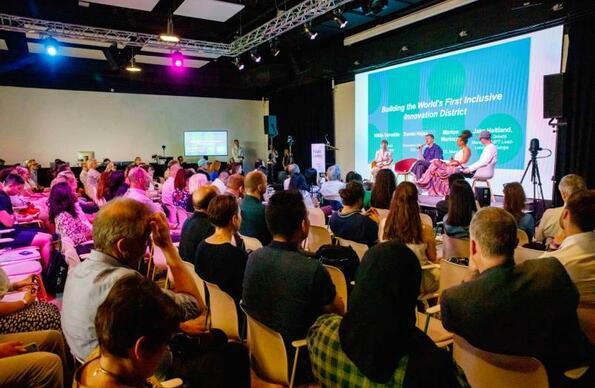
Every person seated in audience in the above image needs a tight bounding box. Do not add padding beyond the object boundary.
[194,195,248,305]
[15,165,40,195]
[62,198,208,361]
[195,159,211,181]
[536,174,586,247]
[212,171,229,194]
[25,159,42,191]
[172,169,192,212]
[441,207,593,384]
[242,190,344,383]
[370,169,396,211]
[443,180,477,239]
[94,171,111,207]
[49,182,93,253]
[435,173,466,221]
[0,270,61,334]
[188,170,208,195]
[161,160,181,206]
[133,156,142,166]
[230,162,243,176]
[0,174,54,268]
[107,170,128,200]
[84,159,101,202]
[226,173,244,199]
[0,329,67,388]
[384,182,438,294]
[74,273,183,387]
[330,181,378,247]
[208,160,222,181]
[284,163,300,190]
[308,241,468,387]
[503,182,534,241]
[345,171,371,208]
[179,186,217,262]
[289,173,317,208]
[239,171,271,245]
[320,165,345,210]
[123,167,162,214]
[541,190,595,306]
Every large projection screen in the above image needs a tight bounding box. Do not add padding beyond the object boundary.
[184,130,228,157]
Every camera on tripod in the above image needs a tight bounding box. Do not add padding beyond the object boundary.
[529,138,542,158]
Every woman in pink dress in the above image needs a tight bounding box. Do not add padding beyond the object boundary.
[416,131,472,196]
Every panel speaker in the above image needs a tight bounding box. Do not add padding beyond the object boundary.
[543,73,564,119]
[264,115,278,137]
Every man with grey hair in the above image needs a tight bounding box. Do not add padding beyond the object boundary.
[62,198,208,360]
[462,130,497,175]
[441,207,592,382]
[123,166,162,213]
[320,165,345,207]
[535,174,587,245]
[283,163,300,190]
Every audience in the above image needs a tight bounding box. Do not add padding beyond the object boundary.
[329,181,378,247]
[239,171,271,245]
[503,182,534,241]
[212,171,229,194]
[74,273,182,387]
[161,160,181,207]
[441,207,592,383]
[320,165,345,210]
[242,190,344,383]
[188,171,208,195]
[384,182,438,293]
[345,171,371,209]
[123,167,162,214]
[106,170,128,200]
[195,195,248,305]
[94,171,111,206]
[443,180,477,239]
[370,169,396,210]
[284,163,300,190]
[289,173,316,208]
[535,173,586,245]
[62,198,207,361]
[435,173,466,221]
[308,241,467,387]
[49,182,92,248]
[541,190,595,305]
[178,186,217,262]
[172,169,192,212]
[226,173,244,199]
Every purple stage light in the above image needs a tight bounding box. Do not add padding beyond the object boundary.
[172,51,184,68]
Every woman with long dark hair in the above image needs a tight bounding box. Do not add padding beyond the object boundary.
[371,169,396,210]
[503,182,534,240]
[49,182,92,247]
[444,180,477,238]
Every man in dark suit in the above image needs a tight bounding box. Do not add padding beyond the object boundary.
[441,207,592,383]
[239,171,271,246]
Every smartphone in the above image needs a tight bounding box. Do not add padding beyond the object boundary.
[23,342,38,353]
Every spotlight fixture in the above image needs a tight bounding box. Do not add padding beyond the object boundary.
[270,40,281,57]
[304,24,318,40]
[250,49,262,63]
[457,30,471,42]
[125,56,141,72]
[233,57,245,71]
[333,11,348,29]
[399,45,409,55]
[171,51,184,68]
[160,14,180,43]
[44,37,59,56]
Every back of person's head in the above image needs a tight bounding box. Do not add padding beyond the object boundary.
[266,190,307,240]
[218,171,229,182]
[92,198,152,259]
[168,160,181,177]
[448,172,465,187]
[384,182,422,243]
[340,181,365,207]
[227,173,244,192]
[174,168,187,191]
[51,170,78,194]
[48,182,77,221]
[564,190,595,232]
[244,171,267,194]
[192,185,218,211]
[3,173,25,191]
[371,169,396,209]
[207,194,240,228]
[128,167,150,190]
[289,173,309,192]
[288,164,300,176]
[96,171,111,200]
[345,171,363,184]
[326,165,341,181]
[559,174,587,201]
[95,273,182,378]
[470,207,517,259]
[446,180,477,227]
[107,170,126,199]
[304,168,318,186]
[503,182,526,221]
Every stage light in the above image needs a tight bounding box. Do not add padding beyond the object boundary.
[270,40,281,57]
[304,24,318,40]
[359,0,388,15]
[250,49,261,63]
[125,56,141,72]
[160,14,180,43]
[233,57,245,70]
[44,37,59,56]
[399,45,409,55]
[172,51,184,68]
[333,12,348,29]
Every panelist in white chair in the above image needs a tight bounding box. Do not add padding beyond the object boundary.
[461,130,497,177]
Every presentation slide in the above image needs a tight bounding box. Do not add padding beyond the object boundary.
[355,26,563,198]
[184,130,228,156]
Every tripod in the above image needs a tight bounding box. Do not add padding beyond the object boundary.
[520,153,545,216]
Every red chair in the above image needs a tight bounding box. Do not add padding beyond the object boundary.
[394,158,418,182]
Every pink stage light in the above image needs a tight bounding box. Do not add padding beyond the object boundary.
[172,51,184,68]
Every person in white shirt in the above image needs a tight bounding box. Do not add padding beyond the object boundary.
[212,171,229,194]
[123,167,163,214]
[283,164,300,190]
[161,160,181,207]
[371,139,393,177]
[535,174,586,245]
[541,189,595,305]
[320,165,345,208]
[230,139,245,164]
[462,130,497,174]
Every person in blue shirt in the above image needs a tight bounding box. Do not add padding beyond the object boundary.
[412,133,444,179]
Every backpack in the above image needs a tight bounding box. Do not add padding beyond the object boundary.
[315,244,359,292]
[42,250,68,293]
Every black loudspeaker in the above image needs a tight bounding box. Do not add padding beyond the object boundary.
[264,115,278,137]
[543,74,564,119]
[475,187,491,208]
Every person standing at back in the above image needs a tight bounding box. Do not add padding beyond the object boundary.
[239,171,271,245]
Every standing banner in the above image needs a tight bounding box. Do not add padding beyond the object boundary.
[311,143,326,175]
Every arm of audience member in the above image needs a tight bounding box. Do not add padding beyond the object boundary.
[423,225,438,263]
[323,293,345,316]
[0,341,27,358]
[149,213,205,311]
[315,265,345,316]
[0,210,15,228]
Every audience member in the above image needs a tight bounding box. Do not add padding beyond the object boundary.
[94,171,111,206]
[208,160,222,181]
[195,195,248,305]
[172,169,192,212]
[536,174,586,245]
[84,159,101,202]
[106,170,128,200]
[503,182,534,241]
[62,198,207,360]
[25,159,41,191]
[289,173,316,208]
[308,241,467,387]
[123,167,162,214]
[441,207,592,383]
[370,169,396,210]
[243,190,344,383]
[320,165,345,210]
[226,173,244,199]
[329,181,378,247]
[345,171,371,209]
[384,182,438,293]
[161,160,181,206]
[49,182,92,248]
[212,171,229,194]
[443,180,477,239]
[435,173,466,220]
[179,186,217,262]
[239,171,271,245]
[542,190,595,305]
[188,171,208,195]
[133,156,142,166]
[284,164,300,190]
[74,273,183,387]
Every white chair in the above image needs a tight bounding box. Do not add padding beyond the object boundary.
[514,246,544,265]
[415,311,452,348]
[204,281,240,341]
[304,225,332,254]
[323,265,347,314]
[184,262,207,307]
[471,160,496,204]
[240,235,263,253]
[453,335,549,388]
[335,237,368,262]
[242,309,306,388]
[307,207,326,227]
[517,229,529,247]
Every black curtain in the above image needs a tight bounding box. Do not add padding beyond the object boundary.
[553,11,595,204]
[269,80,335,173]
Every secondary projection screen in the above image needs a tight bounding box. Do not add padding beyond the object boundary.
[355,26,563,198]
[184,130,228,156]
